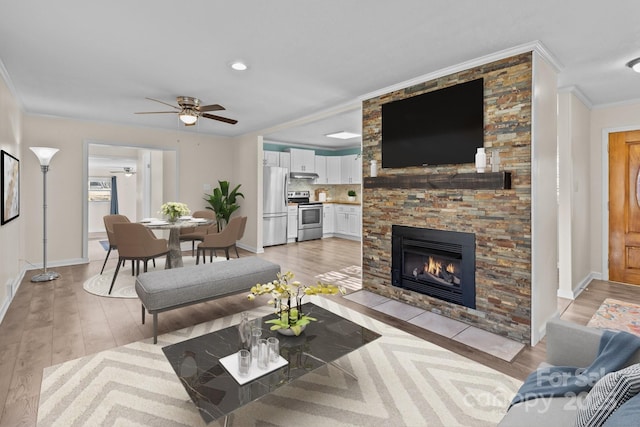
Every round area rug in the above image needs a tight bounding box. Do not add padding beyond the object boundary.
[83,256,226,298]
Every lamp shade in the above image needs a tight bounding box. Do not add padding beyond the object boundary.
[30,147,59,166]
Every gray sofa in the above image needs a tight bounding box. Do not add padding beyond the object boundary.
[499,318,640,426]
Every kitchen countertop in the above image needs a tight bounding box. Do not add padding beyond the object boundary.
[287,201,362,206]
[320,200,361,206]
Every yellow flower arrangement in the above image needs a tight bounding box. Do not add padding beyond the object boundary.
[248,271,345,335]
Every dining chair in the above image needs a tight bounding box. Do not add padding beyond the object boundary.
[109,223,169,294]
[101,214,130,275]
[196,216,245,263]
[179,210,216,256]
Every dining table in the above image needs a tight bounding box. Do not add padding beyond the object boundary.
[141,217,214,268]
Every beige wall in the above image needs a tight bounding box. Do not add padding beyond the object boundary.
[590,102,640,279]
[557,91,592,298]
[0,72,24,319]
[232,132,262,253]
[530,52,559,344]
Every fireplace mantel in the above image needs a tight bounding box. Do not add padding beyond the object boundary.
[363,171,511,190]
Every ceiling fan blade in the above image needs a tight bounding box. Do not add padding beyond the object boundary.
[202,113,238,125]
[199,104,225,112]
[145,97,181,110]
[135,111,178,114]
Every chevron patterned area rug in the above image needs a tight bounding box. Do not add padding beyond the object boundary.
[37,296,520,426]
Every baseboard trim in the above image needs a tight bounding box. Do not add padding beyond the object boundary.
[556,272,597,300]
[0,267,26,325]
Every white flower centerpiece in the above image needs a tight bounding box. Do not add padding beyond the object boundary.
[160,202,190,222]
[248,271,345,336]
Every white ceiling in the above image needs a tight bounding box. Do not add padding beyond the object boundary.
[2,1,640,149]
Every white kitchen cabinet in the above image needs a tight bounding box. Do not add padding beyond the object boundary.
[263,151,280,167]
[335,204,361,240]
[335,210,348,235]
[287,205,298,241]
[315,155,327,184]
[287,148,315,173]
[340,154,362,184]
[348,210,361,236]
[326,156,342,184]
[279,152,290,170]
[322,203,334,236]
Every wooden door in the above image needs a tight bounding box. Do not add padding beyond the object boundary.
[609,130,640,284]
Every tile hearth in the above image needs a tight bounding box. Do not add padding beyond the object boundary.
[344,290,524,362]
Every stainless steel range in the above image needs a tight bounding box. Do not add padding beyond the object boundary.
[287,191,323,242]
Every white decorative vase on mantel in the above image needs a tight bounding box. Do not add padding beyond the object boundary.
[475,147,486,173]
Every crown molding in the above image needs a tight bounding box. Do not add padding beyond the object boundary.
[558,85,593,109]
[359,41,562,101]
[0,57,23,111]
[591,96,640,110]
[258,101,361,137]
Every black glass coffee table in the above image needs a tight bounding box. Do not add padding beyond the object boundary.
[162,302,381,424]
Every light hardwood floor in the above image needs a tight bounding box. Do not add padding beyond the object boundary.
[1,237,640,426]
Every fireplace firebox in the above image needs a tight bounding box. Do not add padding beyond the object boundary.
[392,225,476,309]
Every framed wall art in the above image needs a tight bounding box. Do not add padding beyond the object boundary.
[1,150,20,225]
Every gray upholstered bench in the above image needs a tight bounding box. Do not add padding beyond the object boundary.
[135,256,280,343]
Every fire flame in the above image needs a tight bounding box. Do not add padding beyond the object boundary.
[424,257,456,276]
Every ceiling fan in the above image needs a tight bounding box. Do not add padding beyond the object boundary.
[109,167,136,176]
[135,96,238,126]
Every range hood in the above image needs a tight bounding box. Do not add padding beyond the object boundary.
[289,171,319,180]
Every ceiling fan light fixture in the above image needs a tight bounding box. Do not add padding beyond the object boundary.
[627,57,640,73]
[230,61,248,71]
[179,109,198,125]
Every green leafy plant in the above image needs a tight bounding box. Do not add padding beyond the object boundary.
[348,190,356,197]
[248,271,345,336]
[204,180,244,231]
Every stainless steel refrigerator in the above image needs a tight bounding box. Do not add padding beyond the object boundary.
[263,166,288,246]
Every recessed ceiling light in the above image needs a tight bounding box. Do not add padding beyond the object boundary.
[230,61,248,71]
[627,57,640,73]
[325,131,361,140]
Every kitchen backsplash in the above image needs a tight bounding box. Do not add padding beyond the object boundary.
[288,180,360,203]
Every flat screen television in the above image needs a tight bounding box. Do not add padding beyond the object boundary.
[381,78,484,168]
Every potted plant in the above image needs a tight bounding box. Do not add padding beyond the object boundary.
[347,190,356,201]
[204,180,244,231]
[248,271,345,336]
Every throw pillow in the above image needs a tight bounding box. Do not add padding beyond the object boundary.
[575,363,640,427]
[602,392,640,426]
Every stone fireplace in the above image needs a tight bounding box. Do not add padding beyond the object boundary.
[391,225,475,309]
[361,52,535,344]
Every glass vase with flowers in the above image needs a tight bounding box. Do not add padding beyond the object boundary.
[160,202,190,223]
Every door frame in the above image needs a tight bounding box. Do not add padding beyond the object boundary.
[82,140,179,261]
[601,125,640,280]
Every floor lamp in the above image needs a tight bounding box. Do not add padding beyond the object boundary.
[30,146,60,282]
